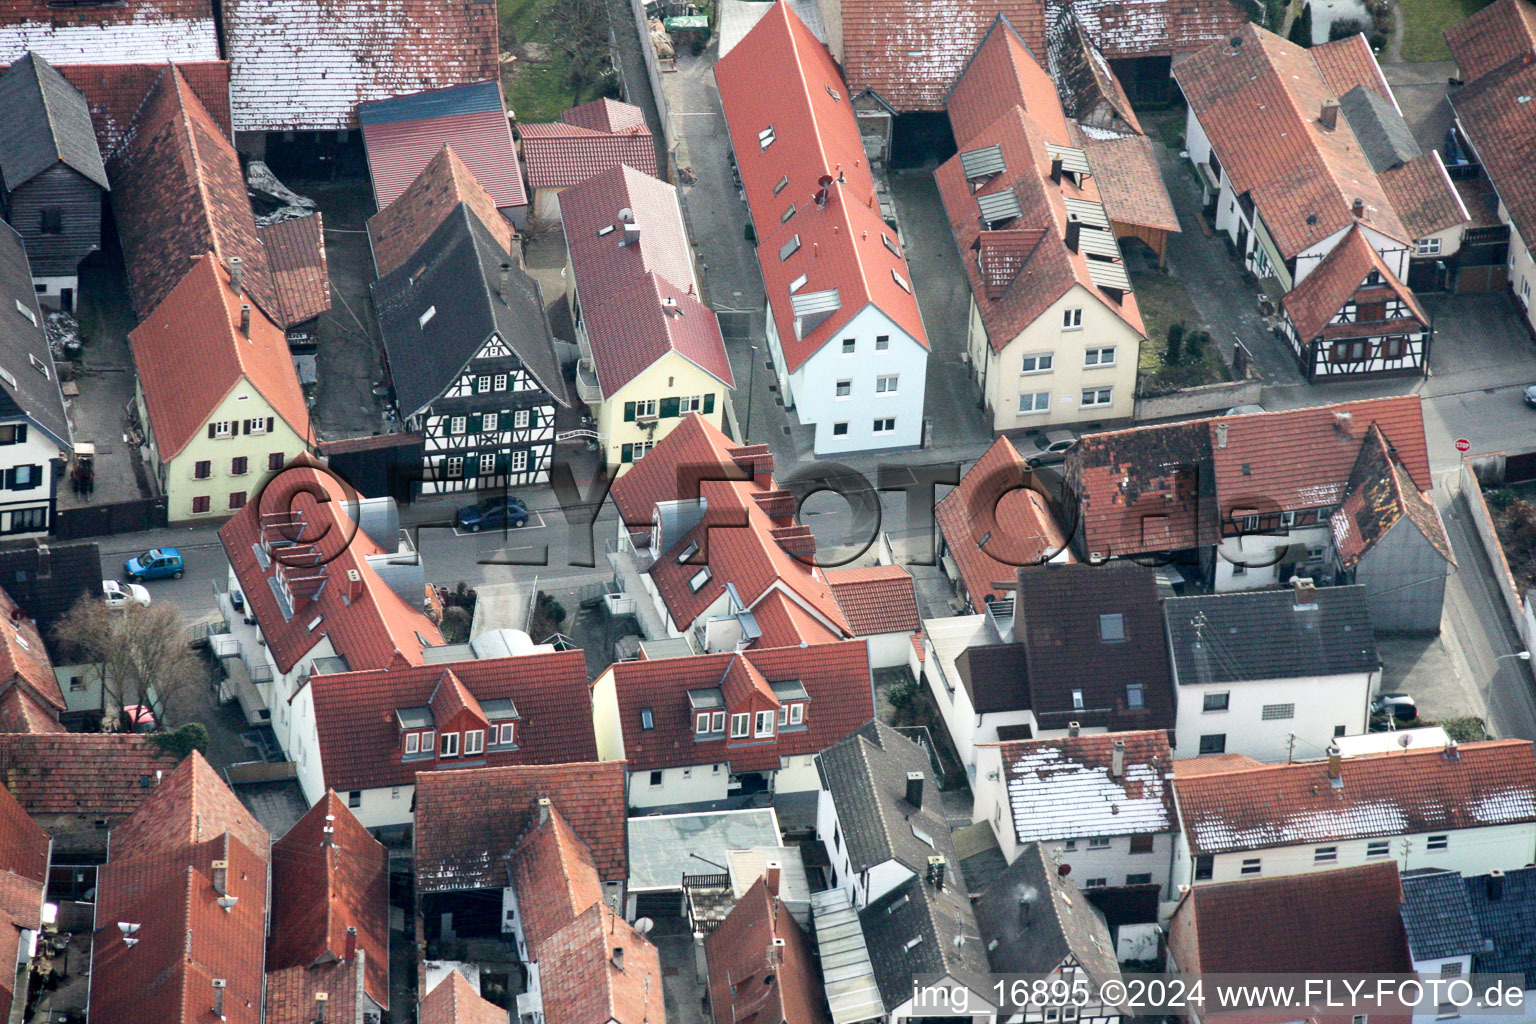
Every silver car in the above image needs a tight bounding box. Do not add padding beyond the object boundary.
[1025,430,1078,467]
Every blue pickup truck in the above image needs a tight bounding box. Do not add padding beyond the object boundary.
[124,547,184,582]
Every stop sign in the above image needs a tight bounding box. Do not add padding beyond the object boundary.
[1456,438,1472,453]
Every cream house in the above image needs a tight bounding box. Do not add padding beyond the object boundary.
[129,254,311,521]
[560,164,733,472]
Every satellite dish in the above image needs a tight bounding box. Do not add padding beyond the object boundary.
[1399,734,1413,749]
[818,174,834,189]
[1058,863,1072,876]
[633,917,654,936]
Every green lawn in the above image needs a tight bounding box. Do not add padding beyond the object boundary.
[1132,267,1231,395]
[499,0,611,123]
[1398,0,1491,62]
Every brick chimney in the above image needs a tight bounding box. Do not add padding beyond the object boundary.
[1352,197,1365,218]
[765,861,781,897]
[211,859,228,896]
[1487,869,1505,900]
[1319,100,1339,130]
[228,255,244,296]
[1292,576,1318,609]
[498,262,513,306]
[905,771,924,809]
[1326,745,1342,788]
[345,926,357,962]
[239,304,252,337]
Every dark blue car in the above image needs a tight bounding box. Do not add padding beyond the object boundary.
[457,495,530,532]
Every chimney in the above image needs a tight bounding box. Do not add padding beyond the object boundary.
[1018,896,1032,927]
[1352,197,1365,218]
[1487,869,1505,901]
[1215,422,1228,449]
[228,255,244,296]
[1068,721,1081,737]
[1292,576,1318,609]
[905,771,924,809]
[612,946,626,971]
[498,262,513,305]
[1445,738,1460,760]
[212,979,226,1020]
[1110,740,1125,779]
[345,926,357,962]
[35,542,49,579]
[1050,156,1063,183]
[765,861,781,897]
[1326,745,1342,787]
[926,855,946,892]
[239,304,252,337]
[1064,220,1081,253]
[1319,100,1339,130]
[538,796,551,825]
[211,859,228,896]
[623,222,642,246]
[313,992,327,1024]
[769,937,786,965]
[322,813,335,847]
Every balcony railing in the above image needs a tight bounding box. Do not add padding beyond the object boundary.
[575,360,603,404]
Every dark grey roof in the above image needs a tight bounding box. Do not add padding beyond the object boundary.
[1339,85,1421,174]
[956,643,1029,715]
[1468,866,1536,976]
[1164,584,1378,686]
[371,203,568,419]
[0,53,108,192]
[861,874,994,1012]
[0,223,71,449]
[975,843,1122,987]
[1400,870,1486,961]
[0,537,100,641]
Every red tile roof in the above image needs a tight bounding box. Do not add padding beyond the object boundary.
[366,144,517,279]
[608,413,773,534]
[107,65,282,323]
[560,165,733,394]
[603,641,874,774]
[1310,32,1394,100]
[511,805,607,956]
[1282,226,1429,341]
[826,564,921,635]
[1172,753,1265,777]
[265,961,365,1024]
[0,585,62,722]
[31,61,231,159]
[258,214,332,326]
[1056,0,1249,63]
[1173,739,1536,855]
[537,902,662,1024]
[705,874,829,1024]
[0,781,48,885]
[360,80,526,211]
[0,689,62,734]
[414,761,627,892]
[420,970,506,1024]
[129,255,311,460]
[749,589,844,648]
[1076,127,1181,234]
[1446,0,1536,82]
[521,98,656,190]
[269,793,389,1009]
[0,867,43,1020]
[945,14,1068,151]
[218,461,442,676]
[1332,424,1454,569]
[108,751,269,863]
[223,0,500,132]
[1171,862,1411,973]
[1175,25,1420,257]
[715,2,927,372]
[0,733,181,816]
[1379,151,1471,241]
[305,651,596,794]
[1446,25,1536,261]
[936,437,1073,606]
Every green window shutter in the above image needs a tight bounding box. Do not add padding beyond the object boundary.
[624,402,637,423]
[703,393,715,414]
[468,413,483,433]
[496,454,509,475]
[464,457,479,478]
[659,397,680,418]
[621,443,634,464]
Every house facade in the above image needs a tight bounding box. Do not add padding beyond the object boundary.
[1401,868,1536,1024]
[371,205,567,495]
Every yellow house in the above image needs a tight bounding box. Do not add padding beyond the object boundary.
[129,254,312,521]
[559,164,734,473]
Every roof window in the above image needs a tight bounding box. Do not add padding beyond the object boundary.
[779,235,801,262]
[758,125,776,150]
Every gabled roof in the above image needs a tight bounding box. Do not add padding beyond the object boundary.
[946,14,1068,151]
[420,970,506,1024]
[511,804,606,956]
[129,255,311,460]
[955,641,1031,716]
[108,751,268,863]
[1332,423,1454,569]
[715,2,927,371]
[1173,739,1536,855]
[992,730,1175,843]
[0,688,62,734]
[609,412,775,535]
[1338,84,1421,174]
[0,583,63,721]
[1283,225,1429,341]
[0,733,181,816]
[1446,0,1536,83]
[107,65,281,323]
[367,144,516,279]
[0,52,107,191]
[1172,862,1411,973]
[1379,151,1472,242]
[32,60,231,160]
[266,960,365,1024]
[306,651,597,794]
[705,873,830,1024]
[825,565,920,635]
[269,792,389,1009]
[1052,0,1249,63]
[520,97,657,190]
[976,843,1121,982]
[0,779,48,885]
[604,641,874,773]
[936,437,1072,606]
[1015,562,1176,731]
[218,463,443,675]
[372,203,567,419]
[414,761,626,893]
[0,223,71,449]
[359,80,526,211]
[538,901,663,1024]
[1399,869,1486,961]
[223,0,499,132]
[1164,584,1379,686]
[0,2,219,66]
[0,538,100,639]
[258,214,331,327]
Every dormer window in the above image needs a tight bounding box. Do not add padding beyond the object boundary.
[441,732,459,758]
[465,729,485,755]
[490,722,517,748]
[755,710,775,738]
[398,708,435,761]
[778,703,805,727]
[676,541,700,564]
[406,733,419,755]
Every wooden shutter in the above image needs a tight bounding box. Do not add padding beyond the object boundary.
[659,397,680,418]
[624,402,636,423]
[703,393,715,414]
[621,443,634,463]
[266,417,274,433]
[241,419,250,434]
[207,423,216,439]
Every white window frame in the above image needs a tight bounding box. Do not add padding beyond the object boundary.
[841,338,855,355]
[1018,391,1050,415]
[479,453,497,476]
[634,399,658,419]
[1240,858,1262,875]
[755,710,775,737]
[247,419,269,436]
[494,373,509,391]
[405,733,419,755]
[1082,387,1113,407]
[212,420,234,438]
[1062,308,1083,330]
[875,374,898,394]
[1084,346,1116,367]
[1416,237,1441,256]
[711,711,725,732]
[875,335,890,350]
[872,417,896,435]
[421,730,435,753]
[511,450,528,473]
[515,409,531,428]
[789,703,803,725]
[1020,352,1054,375]
[477,375,492,392]
[498,723,516,745]
[1087,836,1110,850]
[835,379,852,399]
[450,416,467,434]
[441,732,459,757]
[444,456,464,479]
[482,413,498,432]
[689,566,712,592]
[730,713,750,738]
[680,395,702,413]
[464,729,485,755]
[697,712,712,735]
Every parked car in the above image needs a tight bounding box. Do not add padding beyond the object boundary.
[457,495,530,532]
[1523,384,1536,408]
[101,580,150,609]
[124,547,184,581]
[1024,430,1078,468]
[1224,404,1266,416]
[1370,692,1418,723]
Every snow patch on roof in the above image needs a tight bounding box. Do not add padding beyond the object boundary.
[1006,744,1172,842]
[1192,800,1410,853]
[1472,787,1536,824]
[0,20,219,64]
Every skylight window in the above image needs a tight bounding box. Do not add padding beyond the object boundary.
[826,84,841,101]
[789,273,809,294]
[689,567,713,592]
[891,269,911,293]
[676,541,700,563]
[28,354,48,379]
[779,235,801,262]
[418,306,437,329]
[758,125,776,150]
[13,300,34,325]
[598,224,616,237]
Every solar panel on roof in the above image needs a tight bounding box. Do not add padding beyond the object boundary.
[977,188,1022,226]
[959,145,1006,179]
[1046,144,1091,174]
[1077,226,1124,260]
[791,288,841,316]
[1064,198,1110,227]
[1087,259,1132,291]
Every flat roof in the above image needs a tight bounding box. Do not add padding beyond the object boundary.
[627,807,782,892]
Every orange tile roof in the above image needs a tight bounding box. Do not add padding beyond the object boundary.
[1174,739,1536,855]
[1075,127,1181,234]
[40,61,231,160]
[366,144,516,279]
[129,255,311,460]
[1172,753,1264,777]
[1282,225,1429,341]
[0,733,181,816]
[705,874,829,1024]
[1446,0,1536,82]
[511,805,607,957]
[0,780,48,885]
[936,437,1073,606]
[715,2,927,372]
[430,669,486,731]
[0,689,62,734]
[107,750,268,863]
[1310,33,1394,100]
[946,14,1068,151]
[537,902,662,1024]
[218,461,442,676]
[258,213,331,326]
[740,587,842,649]
[268,793,389,1009]
[265,960,364,1024]
[608,413,773,534]
[0,586,62,716]
[1332,424,1454,569]
[1446,26,1536,260]
[413,761,627,892]
[0,867,43,1019]
[1379,151,1471,241]
[420,970,506,1024]
[826,564,921,635]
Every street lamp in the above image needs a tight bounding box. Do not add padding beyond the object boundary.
[744,345,758,442]
[1497,651,1532,662]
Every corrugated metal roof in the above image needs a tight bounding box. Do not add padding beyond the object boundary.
[360,82,526,211]
[1046,142,1091,173]
[1087,258,1131,290]
[959,144,1005,179]
[810,888,885,1024]
[1076,226,1124,259]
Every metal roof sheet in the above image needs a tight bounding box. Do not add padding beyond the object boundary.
[959,144,1005,179]
[977,187,1022,224]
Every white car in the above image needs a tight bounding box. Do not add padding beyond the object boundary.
[102,580,151,609]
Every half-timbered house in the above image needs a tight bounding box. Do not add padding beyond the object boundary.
[1280,225,1432,381]
[372,204,567,496]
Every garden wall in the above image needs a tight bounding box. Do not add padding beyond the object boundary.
[1134,379,1262,421]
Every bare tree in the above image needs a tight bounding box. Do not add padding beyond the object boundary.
[547,0,613,94]
[52,595,207,731]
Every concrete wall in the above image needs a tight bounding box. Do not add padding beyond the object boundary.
[862,630,913,669]
[1172,672,1373,763]
[1134,379,1262,421]
[1459,459,1536,692]
[625,0,673,154]
[1354,516,1449,634]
